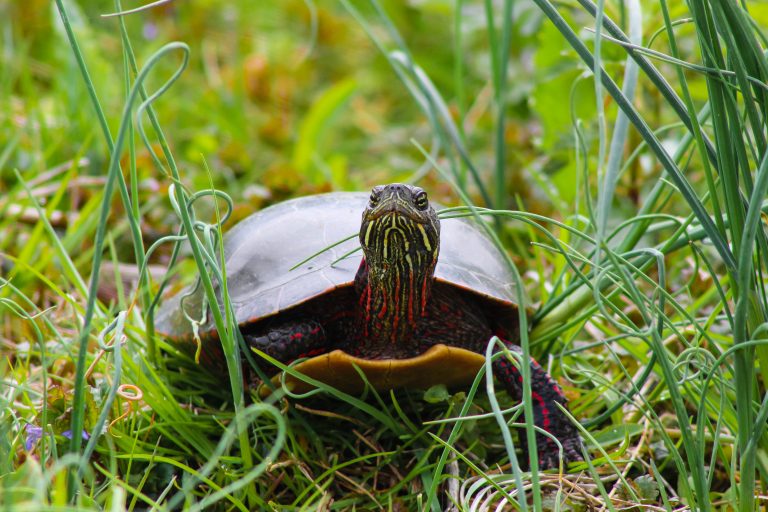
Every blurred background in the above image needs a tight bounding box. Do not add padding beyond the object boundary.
[0,0,611,242]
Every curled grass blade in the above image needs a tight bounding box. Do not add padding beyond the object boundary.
[531,0,734,275]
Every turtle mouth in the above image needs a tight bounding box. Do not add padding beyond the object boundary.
[361,209,438,259]
[367,201,427,224]
[359,183,440,260]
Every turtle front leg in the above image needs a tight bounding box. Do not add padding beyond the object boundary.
[493,341,584,470]
[244,320,329,369]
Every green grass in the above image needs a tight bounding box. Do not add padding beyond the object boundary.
[2,0,768,510]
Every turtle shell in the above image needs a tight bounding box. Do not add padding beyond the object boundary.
[155,192,524,343]
[262,345,487,396]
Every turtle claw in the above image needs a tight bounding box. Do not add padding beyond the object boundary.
[563,435,585,464]
[534,432,584,470]
[493,341,585,471]
[517,424,583,470]
[245,320,328,366]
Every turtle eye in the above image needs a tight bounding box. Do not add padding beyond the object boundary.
[415,191,429,210]
[369,192,380,207]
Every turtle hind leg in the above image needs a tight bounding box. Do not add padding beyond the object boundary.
[244,320,329,371]
[493,341,584,470]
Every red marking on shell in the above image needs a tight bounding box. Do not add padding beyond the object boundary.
[298,347,326,358]
[329,310,354,321]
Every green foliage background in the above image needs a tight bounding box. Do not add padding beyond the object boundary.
[3,0,768,510]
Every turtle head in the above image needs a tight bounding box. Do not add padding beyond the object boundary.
[360,183,440,274]
[357,184,440,348]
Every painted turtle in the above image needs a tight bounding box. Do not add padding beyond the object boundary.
[156,183,583,468]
